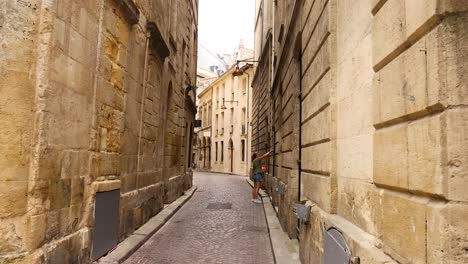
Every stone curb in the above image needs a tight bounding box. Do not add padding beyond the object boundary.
[246,179,301,264]
[97,186,198,264]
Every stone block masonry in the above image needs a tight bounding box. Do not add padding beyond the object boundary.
[253,0,468,263]
[0,0,198,263]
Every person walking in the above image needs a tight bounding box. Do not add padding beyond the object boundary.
[251,151,273,203]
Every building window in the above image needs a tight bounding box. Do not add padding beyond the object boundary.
[208,105,212,126]
[241,140,245,162]
[215,142,218,162]
[242,108,246,123]
[242,78,247,94]
[230,108,234,126]
[221,112,224,132]
[221,141,224,162]
[241,108,246,134]
[216,87,219,108]
[221,83,225,106]
[203,107,207,127]
[187,123,193,167]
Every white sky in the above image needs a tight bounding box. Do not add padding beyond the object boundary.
[198,0,255,55]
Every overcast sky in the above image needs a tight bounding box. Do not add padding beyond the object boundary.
[198,0,255,55]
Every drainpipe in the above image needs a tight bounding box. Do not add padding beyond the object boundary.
[298,50,302,202]
[260,0,264,57]
[295,48,303,236]
[271,2,275,93]
[270,1,275,176]
[244,70,251,176]
[269,40,274,178]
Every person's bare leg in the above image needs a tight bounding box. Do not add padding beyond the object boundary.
[255,182,260,199]
[252,184,257,199]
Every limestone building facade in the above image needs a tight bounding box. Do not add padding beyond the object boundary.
[253,0,468,263]
[196,78,214,171]
[210,64,253,176]
[0,0,198,263]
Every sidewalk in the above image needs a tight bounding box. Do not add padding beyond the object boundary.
[246,179,301,264]
[98,187,197,264]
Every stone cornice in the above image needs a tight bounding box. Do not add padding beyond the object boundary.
[147,22,170,60]
[185,94,197,113]
[115,0,140,25]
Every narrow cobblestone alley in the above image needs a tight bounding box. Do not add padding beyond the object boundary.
[123,172,274,264]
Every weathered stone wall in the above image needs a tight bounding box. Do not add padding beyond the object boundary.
[251,44,271,156]
[0,0,198,263]
[253,0,468,263]
[0,0,38,260]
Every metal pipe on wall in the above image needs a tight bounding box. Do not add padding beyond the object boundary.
[298,50,302,202]
[244,70,251,176]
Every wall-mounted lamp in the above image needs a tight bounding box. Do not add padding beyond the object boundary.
[185,85,196,96]
[232,59,262,77]
[220,98,238,110]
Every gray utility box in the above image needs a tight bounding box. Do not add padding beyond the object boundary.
[92,190,120,261]
[293,203,311,223]
[323,228,360,264]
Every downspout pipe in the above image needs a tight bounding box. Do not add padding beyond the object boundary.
[298,50,302,203]
[245,70,251,176]
[295,47,303,237]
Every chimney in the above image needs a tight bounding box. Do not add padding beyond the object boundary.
[239,39,245,49]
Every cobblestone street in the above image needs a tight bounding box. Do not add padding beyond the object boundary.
[124,172,274,264]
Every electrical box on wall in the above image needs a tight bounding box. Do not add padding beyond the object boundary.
[275,183,286,195]
[293,203,310,224]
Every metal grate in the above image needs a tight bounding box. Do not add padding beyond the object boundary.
[206,202,232,210]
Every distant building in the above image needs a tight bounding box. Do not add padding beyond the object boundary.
[195,80,214,170]
[210,63,253,176]
[195,42,254,175]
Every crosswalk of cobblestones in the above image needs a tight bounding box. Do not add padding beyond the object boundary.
[124,172,274,264]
